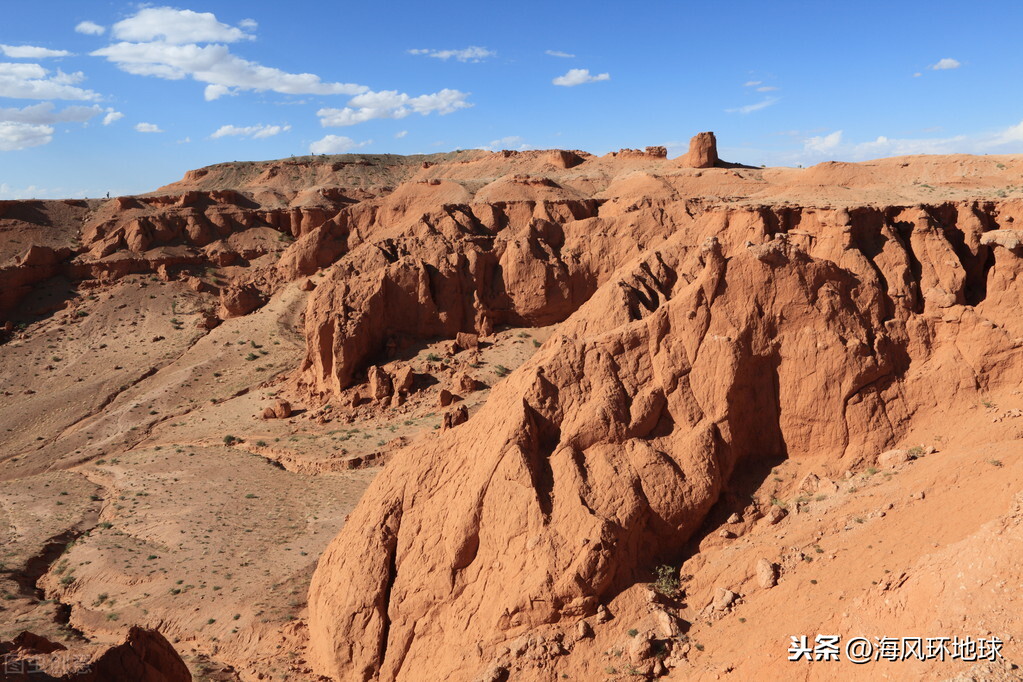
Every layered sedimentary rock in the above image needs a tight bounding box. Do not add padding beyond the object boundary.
[0,627,190,682]
[678,131,719,168]
[304,150,1023,680]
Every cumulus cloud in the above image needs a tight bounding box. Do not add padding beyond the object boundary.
[0,62,100,100]
[545,50,575,58]
[791,121,1023,164]
[309,134,371,154]
[91,7,368,100]
[930,58,961,70]
[75,21,106,36]
[990,120,1023,146]
[803,130,843,153]
[317,88,471,126]
[408,46,495,62]
[726,97,779,114]
[0,102,102,124]
[0,45,72,59]
[135,122,162,133]
[0,122,53,151]
[111,7,254,44]
[102,110,124,125]
[394,130,407,139]
[210,123,291,139]
[552,68,610,86]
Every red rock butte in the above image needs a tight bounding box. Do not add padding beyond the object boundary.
[1,133,1023,681]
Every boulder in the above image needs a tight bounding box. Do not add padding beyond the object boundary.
[392,366,414,394]
[442,404,468,429]
[453,371,482,394]
[711,588,738,611]
[438,388,454,407]
[756,558,778,589]
[196,314,221,330]
[218,284,265,318]
[368,366,392,401]
[273,399,292,419]
[455,332,479,351]
[262,399,292,419]
[877,448,910,467]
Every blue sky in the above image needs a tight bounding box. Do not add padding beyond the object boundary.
[1,1,1022,199]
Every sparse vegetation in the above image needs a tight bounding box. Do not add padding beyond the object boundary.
[653,564,680,598]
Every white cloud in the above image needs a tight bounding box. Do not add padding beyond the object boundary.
[394,130,407,139]
[239,19,258,30]
[210,123,291,139]
[930,58,961,70]
[545,50,575,58]
[102,110,124,125]
[743,80,762,87]
[135,122,162,133]
[0,45,72,59]
[93,41,368,100]
[0,102,103,124]
[0,62,100,100]
[795,122,1023,163]
[987,120,1023,147]
[52,70,85,85]
[726,97,780,114]
[482,135,532,151]
[317,88,471,126]
[756,85,779,92]
[111,7,254,44]
[913,72,922,78]
[309,134,371,154]
[75,21,106,36]
[803,130,843,153]
[0,122,54,151]
[408,46,495,62]
[552,68,610,87]
[91,8,368,100]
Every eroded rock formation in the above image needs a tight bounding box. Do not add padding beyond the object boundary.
[0,627,190,681]
[303,155,1023,680]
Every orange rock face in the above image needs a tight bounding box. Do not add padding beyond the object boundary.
[304,154,1023,680]
[0,627,190,681]
[678,131,718,168]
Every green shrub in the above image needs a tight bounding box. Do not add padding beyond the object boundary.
[653,564,680,598]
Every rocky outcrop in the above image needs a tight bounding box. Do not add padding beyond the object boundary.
[0,627,189,681]
[0,245,74,316]
[678,131,718,168]
[219,283,265,318]
[306,197,1023,680]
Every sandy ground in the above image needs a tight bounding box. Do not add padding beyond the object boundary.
[0,268,552,679]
